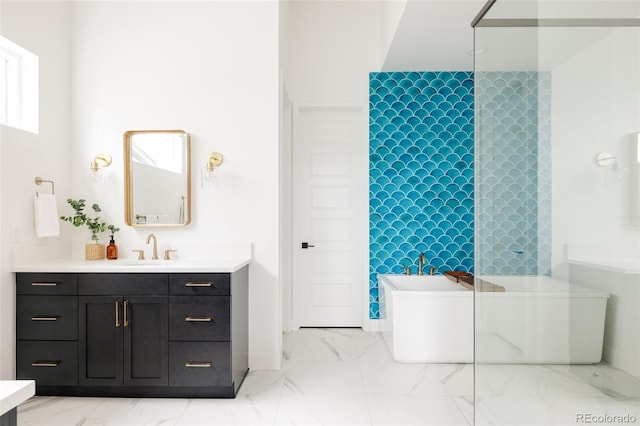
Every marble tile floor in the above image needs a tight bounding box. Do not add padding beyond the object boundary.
[18,328,473,426]
[475,363,640,426]
[17,328,640,426]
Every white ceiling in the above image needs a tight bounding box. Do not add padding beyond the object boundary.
[382,0,487,72]
[383,0,637,72]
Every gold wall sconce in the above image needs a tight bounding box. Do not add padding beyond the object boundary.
[203,152,223,183]
[90,153,112,182]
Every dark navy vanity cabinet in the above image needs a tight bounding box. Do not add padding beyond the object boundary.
[15,267,248,398]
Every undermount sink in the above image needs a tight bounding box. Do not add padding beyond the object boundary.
[113,259,218,268]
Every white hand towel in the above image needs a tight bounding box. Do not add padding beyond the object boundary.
[145,214,159,224]
[34,193,60,238]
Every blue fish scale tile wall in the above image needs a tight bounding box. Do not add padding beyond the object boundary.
[369,71,474,319]
[475,71,551,275]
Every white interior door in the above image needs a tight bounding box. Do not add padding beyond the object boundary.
[292,105,365,327]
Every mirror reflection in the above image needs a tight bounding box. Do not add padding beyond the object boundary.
[124,130,191,226]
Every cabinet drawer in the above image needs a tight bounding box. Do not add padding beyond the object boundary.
[17,296,77,340]
[79,274,168,295]
[169,297,230,341]
[16,273,78,295]
[169,274,229,296]
[169,342,231,387]
[17,341,78,386]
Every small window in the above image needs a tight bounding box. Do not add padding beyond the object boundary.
[0,36,38,134]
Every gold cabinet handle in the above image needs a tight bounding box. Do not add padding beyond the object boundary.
[185,362,212,368]
[32,361,60,367]
[185,316,212,322]
[185,282,213,287]
[124,300,129,328]
[115,301,121,328]
[31,316,59,321]
[31,282,57,287]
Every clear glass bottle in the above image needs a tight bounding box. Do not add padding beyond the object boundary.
[106,235,118,260]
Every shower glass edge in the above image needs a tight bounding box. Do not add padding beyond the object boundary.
[472,1,640,425]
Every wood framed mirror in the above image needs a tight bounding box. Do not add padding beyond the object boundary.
[124,130,191,226]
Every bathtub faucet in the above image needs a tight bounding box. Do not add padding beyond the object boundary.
[429,266,439,276]
[417,253,426,275]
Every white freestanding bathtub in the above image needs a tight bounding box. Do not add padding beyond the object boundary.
[475,275,610,364]
[378,274,474,363]
[378,274,610,365]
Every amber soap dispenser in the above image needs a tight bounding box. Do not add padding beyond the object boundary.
[107,235,118,260]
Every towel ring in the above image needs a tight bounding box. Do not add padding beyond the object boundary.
[35,177,55,194]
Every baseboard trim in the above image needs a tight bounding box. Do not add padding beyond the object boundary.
[362,318,380,332]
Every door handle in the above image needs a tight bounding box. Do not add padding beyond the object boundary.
[301,242,315,249]
[115,301,121,328]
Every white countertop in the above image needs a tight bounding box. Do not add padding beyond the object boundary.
[0,380,34,416]
[12,257,251,273]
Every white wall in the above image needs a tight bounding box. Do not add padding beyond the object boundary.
[0,0,72,379]
[279,1,293,331]
[380,0,407,63]
[70,1,281,370]
[382,0,479,72]
[550,27,640,278]
[288,0,382,103]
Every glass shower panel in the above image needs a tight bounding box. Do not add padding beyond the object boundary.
[474,2,640,425]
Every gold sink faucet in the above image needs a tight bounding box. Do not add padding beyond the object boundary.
[146,233,159,260]
[417,252,426,276]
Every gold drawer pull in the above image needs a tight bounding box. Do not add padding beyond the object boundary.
[32,361,60,367]
[31,282,58,287]
[31,316,59,321]
[185,316,212,322]
[185,282,213,287]
[185,362,212,368]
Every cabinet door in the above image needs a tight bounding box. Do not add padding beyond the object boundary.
[123,296,168,386]
[79,296,124,386]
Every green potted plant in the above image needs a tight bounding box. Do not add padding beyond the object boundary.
[60,198,120,260]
